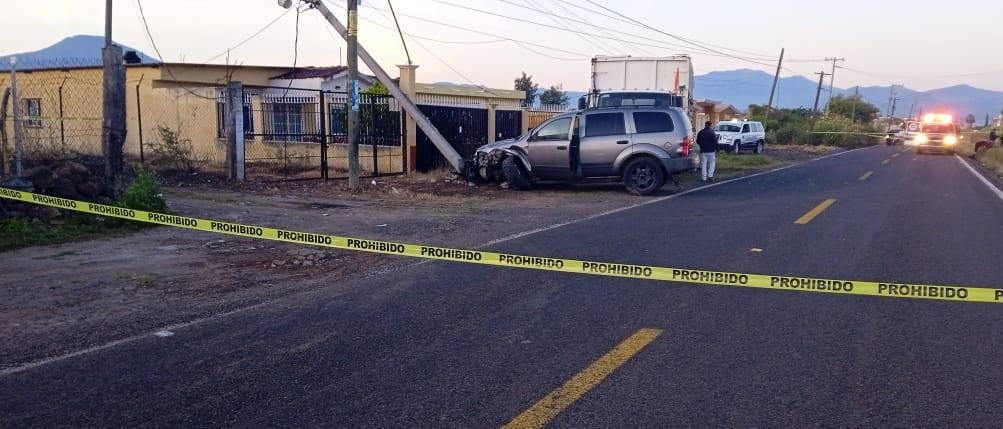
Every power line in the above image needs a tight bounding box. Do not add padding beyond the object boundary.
[577,0,776,67]
[541,0,655,55]
[134,0,216,100]
[520,0,616,55]
[203,8,293,63]
[363,3,501,95]
[431,0,778,66]
[346,1,593,59]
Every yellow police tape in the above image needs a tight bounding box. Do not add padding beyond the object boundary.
[2,187,1001,305]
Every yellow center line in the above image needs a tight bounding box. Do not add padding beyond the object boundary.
[882,159,891,165]
[858,171,873,181]
[501,328,663,429]
[794,198,837,225]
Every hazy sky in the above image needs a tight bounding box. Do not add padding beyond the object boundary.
[5,0,1002,91]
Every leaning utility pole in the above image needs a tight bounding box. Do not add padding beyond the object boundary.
[346,0,361,190]
[294,0,465,174]
[102,0,127,186]
[823,57,845,116]
[810,71,829,131]
[763,48,784,125]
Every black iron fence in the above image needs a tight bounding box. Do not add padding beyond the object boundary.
[234,86,403,180]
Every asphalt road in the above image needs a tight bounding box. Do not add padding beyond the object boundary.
[4,146,1003,428]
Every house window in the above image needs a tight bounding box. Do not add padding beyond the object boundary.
[269,103,304,141]
[329,105,345,135]
[23,98,42,128]
[215,102,254,138]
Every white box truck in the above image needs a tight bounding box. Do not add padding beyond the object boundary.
[581,55,695,110]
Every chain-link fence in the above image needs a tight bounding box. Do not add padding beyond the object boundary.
[0,68,106,175]
[0,71,407,182]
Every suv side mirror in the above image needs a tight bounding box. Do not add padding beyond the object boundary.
[577,96,588,110]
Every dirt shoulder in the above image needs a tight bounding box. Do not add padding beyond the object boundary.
[0,144,842,369]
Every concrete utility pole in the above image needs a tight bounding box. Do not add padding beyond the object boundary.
[849,86,859,123]
[810,71,829,132]
[102,0,127,185]
[763,48,784,125]
[346,0,361,190]
[823,57,845,116]
[292,0,465,174]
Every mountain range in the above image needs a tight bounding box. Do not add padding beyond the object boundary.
[694,69,1003,121]
[4,36,1001,122]
[0,35,156,70]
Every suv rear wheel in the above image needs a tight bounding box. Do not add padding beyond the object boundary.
[623,157,665,196]
[754,140,764,154]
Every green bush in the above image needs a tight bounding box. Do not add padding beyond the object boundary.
[116,169,167,213]
[809,116,879,148]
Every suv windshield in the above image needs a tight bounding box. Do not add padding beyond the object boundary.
[715,124,741,133]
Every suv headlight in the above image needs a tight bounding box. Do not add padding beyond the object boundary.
[944,135,958,145]
[914,133,928,144]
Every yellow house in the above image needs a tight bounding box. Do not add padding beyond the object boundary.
[0,62,524,177]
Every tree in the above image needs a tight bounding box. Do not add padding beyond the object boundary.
[364,81,389,95]
[965,113,976,129]
[827,95,880,123]
[539,85,568,106]
[513,72,539,107]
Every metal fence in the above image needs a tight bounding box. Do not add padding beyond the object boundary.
[0,68,106,176]
[236,86,403,180]
[527,104,571,130]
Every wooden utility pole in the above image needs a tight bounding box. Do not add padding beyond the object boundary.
[884,85,896,132]
[0,87,9,178]
[346,0,361,190]
[763,48,784,125]
[10,57,24,178]
[849,86,859,123]
[102,0,127,185]
[810,71,829,132]
[823,57,845,116]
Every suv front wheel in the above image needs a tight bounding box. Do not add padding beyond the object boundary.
[733,140,742,154]
[502,157,532,190]
[623,157,665,196]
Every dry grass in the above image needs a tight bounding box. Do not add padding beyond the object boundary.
[977,147,1003,177]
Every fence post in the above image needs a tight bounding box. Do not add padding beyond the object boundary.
[0,87,9,178]
[521,107,531,133]
[10,57,23,178]
[135,76,144,164]
[397,64,418,175]
[58,77,67,153]
[319,89,328,180]
[487,102,497,144]
[225,81,244,181]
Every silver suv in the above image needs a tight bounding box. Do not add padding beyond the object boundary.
[473,107,698,196]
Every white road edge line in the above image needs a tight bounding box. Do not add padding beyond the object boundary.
[955,155,1003,202]
[0,146,872,377]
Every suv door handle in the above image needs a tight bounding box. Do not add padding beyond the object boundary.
[616,140,630,145]
[556,146,567,150]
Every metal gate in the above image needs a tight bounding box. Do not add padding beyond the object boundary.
[415,104,487,172]
[495,109,523,141]
[237,85,403,181]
